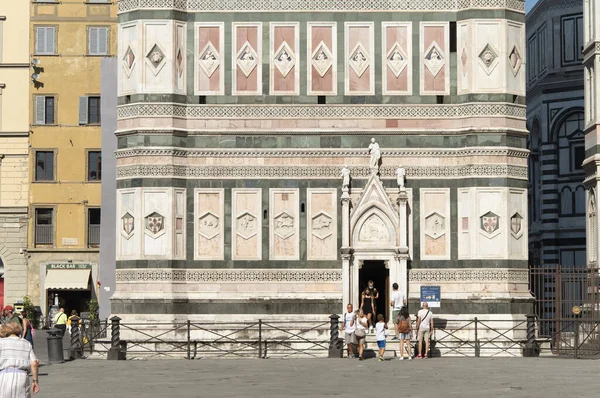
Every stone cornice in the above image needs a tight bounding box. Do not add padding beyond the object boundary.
[409,268,528,283]
[116,164,528,180]
[116,268,342,282]
[118,0,524,13]
[117,102,527,120]
[115,146,529,159]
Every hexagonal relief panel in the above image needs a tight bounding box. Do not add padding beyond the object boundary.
[312,211,333,240]
[236,211,257,239]
[121,212,134,238]
[480,211,500,234]
[145,212,165,236]
[198,211,220,240]
[424,212,445,239]
[274,211,295,239]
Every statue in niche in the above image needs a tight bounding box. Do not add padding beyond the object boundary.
[368,138,381,170]
[396,167,406,190]
[341,167,351,191]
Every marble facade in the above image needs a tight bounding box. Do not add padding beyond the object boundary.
[114,0,531,324]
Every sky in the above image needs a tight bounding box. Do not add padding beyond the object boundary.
[526,0,539,13]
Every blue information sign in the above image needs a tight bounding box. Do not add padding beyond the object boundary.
[420,286,441,308]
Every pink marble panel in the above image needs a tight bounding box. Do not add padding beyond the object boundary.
[348,26,370,93]
[311,26,334,93]
[198,26,221,93]
[272,26,296,93]
[423,26,446,93]
[236,26,259,93]
[385,25,408,93]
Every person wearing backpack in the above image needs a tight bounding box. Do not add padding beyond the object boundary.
[396,306,413,360]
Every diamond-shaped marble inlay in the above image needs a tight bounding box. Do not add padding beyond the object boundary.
[349,42,370,77]
[176,48,184,77]
[460,47,468,76]
[146,44,165,68]
[199,42,220,78]
[122,46,136,76]
[274,41,296,78]
[424,41,445,77]
[478,43,498,74]
[510,212,522,235]
[508,44,522,76]
[386,42,408,78]
[236,41,258,78]
[312,41,333,77]
[122,212,134,236]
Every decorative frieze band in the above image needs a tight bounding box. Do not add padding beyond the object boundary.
[116,164,527,180]
[115,147,529,159]
[117,103,527,120]
[116,268,342,282]
[118,0,524,13]
[409,268,529,283]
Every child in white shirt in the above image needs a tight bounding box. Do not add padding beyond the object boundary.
[375,314,387,361]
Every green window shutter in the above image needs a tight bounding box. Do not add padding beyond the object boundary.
[79,96,89,125]
[98,28,108,55]
[35,96,46,125]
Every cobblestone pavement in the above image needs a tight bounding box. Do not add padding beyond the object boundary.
[34,357,599,398]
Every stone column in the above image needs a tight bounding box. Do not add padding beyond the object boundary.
[341,186,352,311]
[341,252,352,310]
[395,255,409,300]
[398,190,409,251]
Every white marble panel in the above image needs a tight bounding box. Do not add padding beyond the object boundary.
[269,189,299,260]
[118,22,140,96]
[142,20,173,93]
[142,189,172,257]
[174,22,186,94]
[506,21,525,96]
[194,189,224,261]
[232,188,262,260]
[476,189,505,258]
[508,189,527,259]
[174,189,186,259]
[457,188,471,259]
[307,189,337,260]
[474,20,503,93]
[117,188,141,259]
[420,188,450,260]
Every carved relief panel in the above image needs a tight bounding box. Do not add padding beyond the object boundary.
[174,22,186,94]
[142,189,172,257]
[420,188,450,260]
[508,189,527,258]
[474,20,503,93]
[420,22,450,95]
[173,189,186,259]
[506,21,525,96]
[119,22,140,96]
[195,189,224,260]
[457,188,471,259]
[382,22,412,95]
[269,189,299,260]
[307,22,337,96]
[117,188,141,259]
[457,21,470,95]
[307,189,337,260]
[142,20,174,93]
[195,22,224,95]
[232,22,262,96]
[232,189,262,260]
[345,22,374,95]
[270,23,299,95]
[476,189,504,258]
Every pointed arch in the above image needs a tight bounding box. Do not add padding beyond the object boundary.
[351,204,398,249]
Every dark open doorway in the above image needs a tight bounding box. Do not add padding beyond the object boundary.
[359,260,389,321]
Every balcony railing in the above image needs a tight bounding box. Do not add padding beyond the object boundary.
[88,224,100,247]
[35,225,53,245]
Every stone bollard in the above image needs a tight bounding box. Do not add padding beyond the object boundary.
[69,318,84,359]
[328,314,343,358]
[523,314,539,357]
[107,316,125,360]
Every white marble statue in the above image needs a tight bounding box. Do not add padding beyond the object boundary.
[368,138,381,169]
[341,167,351,190]
[396,167,406,189]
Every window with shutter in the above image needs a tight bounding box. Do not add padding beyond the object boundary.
[35,27,46,54]
[35,96,46,124]
[98,28,108,55]
[89,27,109,55]
[79,96,89,125]
[35,26,56,55]
[88,28,98,55]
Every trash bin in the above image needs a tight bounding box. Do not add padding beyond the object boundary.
[46,329,64,364]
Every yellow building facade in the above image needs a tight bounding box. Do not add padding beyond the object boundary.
[28,0,116,319]
[0,2,31,307]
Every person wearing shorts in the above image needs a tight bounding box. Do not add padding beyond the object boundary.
[341,304,357,358]
[375,314,387,361]
[416,302,434,359]
[390,283,405,340]
[396,306,413,360]
[355,309,368,360]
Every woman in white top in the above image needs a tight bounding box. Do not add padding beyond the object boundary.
[355,310,368,361]
[0,322,40,397]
